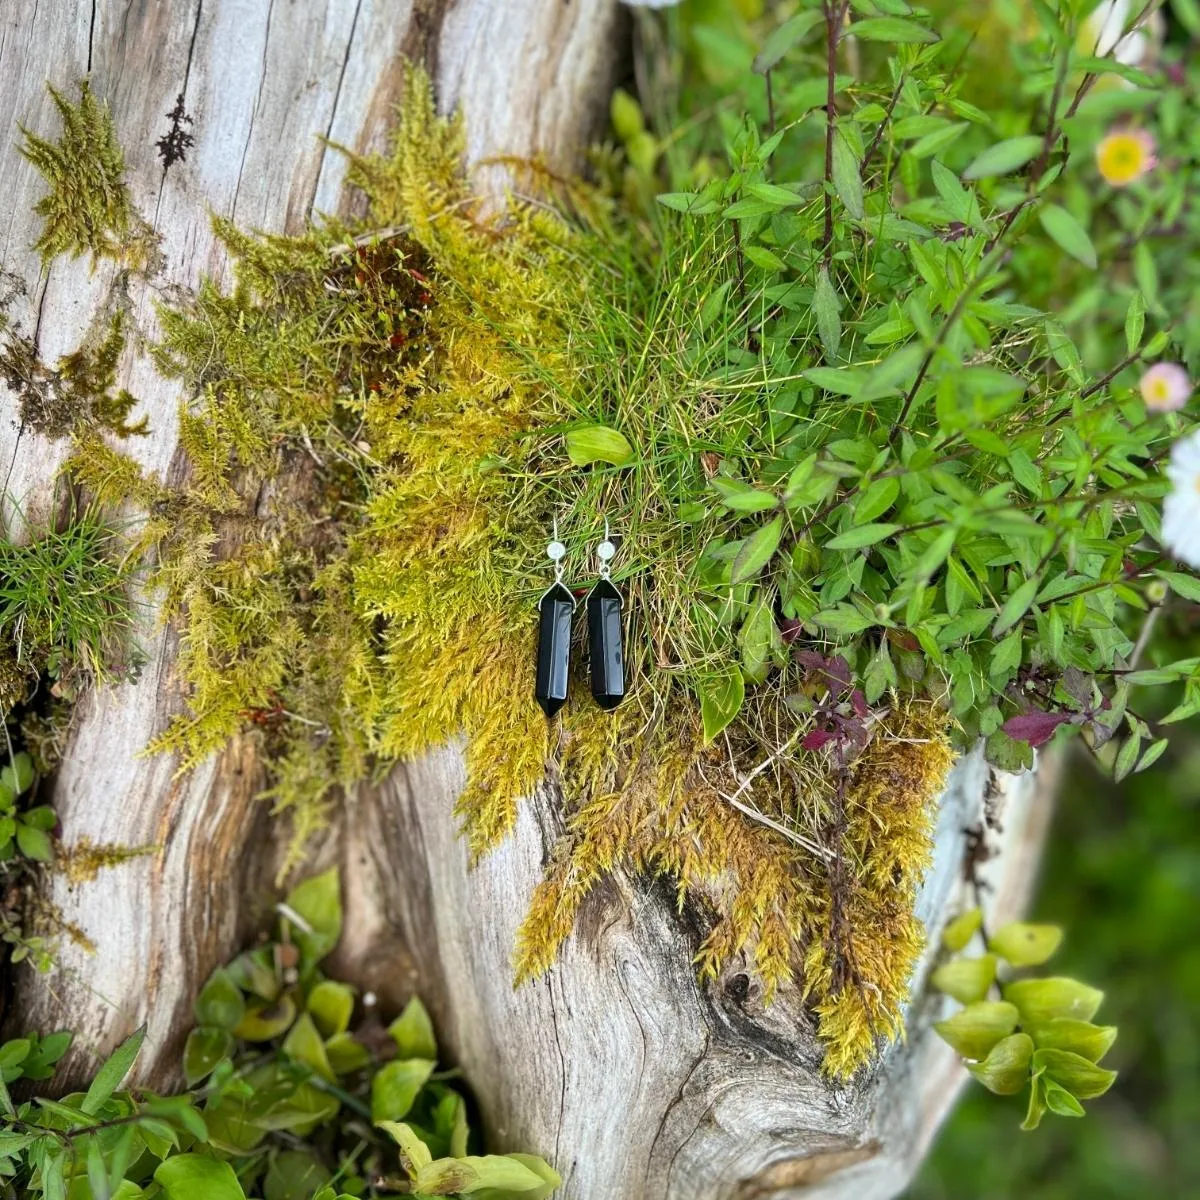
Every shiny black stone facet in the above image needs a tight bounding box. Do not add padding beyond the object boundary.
[535,583,574,717]
[587,578,625,709]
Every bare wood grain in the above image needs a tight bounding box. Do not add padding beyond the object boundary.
[0,3,1050,1196]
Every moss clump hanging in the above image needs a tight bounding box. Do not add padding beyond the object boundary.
[63,66,955,1077]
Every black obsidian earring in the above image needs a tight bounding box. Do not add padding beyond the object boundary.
[587,519,625,710]
[535,521,574,718]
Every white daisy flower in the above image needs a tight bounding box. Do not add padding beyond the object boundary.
[1163,430,1200,569]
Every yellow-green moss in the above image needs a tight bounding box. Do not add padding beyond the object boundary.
[19,81,156,270]
[65,66,955,1076]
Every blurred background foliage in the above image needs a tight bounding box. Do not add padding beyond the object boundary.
[637,0,1200,1193]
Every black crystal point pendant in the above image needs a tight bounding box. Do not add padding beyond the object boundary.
[587,579,625,710]
[535,582,574,717]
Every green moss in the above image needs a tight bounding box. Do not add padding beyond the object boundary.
[59,65,953,1077]
[0,310,148,439]
[19,81,156,270]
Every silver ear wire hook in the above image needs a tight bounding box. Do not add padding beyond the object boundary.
[539,514,574,610]
[596,515,616,581]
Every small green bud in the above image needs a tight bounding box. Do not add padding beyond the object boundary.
[1146,579,1168,604]
[610,88,644,144]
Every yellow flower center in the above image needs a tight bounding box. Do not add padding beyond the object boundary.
[1148,378,1170,404]
[1097,134,1149,186]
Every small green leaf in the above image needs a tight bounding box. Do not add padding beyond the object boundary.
[832,127,864,220]
[155,1155,247,1200]
[1004,977,1104,1024]
[825,523,899,551]
[1022,1076,1047,1131]
[709,477,779,514]
[15,823,53,862]
[934,1000,1019,1059]
[993,576,1039,636]
[699,666,745,744]
[1027,1018,1117,1063]
[235,995,298,1041]
[414,1154,548,1196]
[194,968,246,1032]
[282,1013,336,1082]
[378,1120,434,1174]
[283,868,343,971]
[371,1058,436,1122]
[1043,1078,1086,1117]
[1032,1048,1118,1099]
[988,921,1063,967]
[753,10,824,73]
[82,1026,146,1115]
[472,1153,562,1200]
[732,517,783,584]
[930,954,997,1004]
[851,16,939,43]
[307,980,355,1039]
[1125,291,1146,355]
[564,425,634,468]
[967,1032,1034,1095]
[942,908,983,953]
[389,997,438,1061]
[813,266,841,362]
[1,752,34,795]
[1038,204,1097,269]
[183,1026,233,1086]
[963,135,1044,180]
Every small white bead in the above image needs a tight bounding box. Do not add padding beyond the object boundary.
[547,540,567,562]
[597,540,616,561]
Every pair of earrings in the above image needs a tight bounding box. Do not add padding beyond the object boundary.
[535,519,624,718]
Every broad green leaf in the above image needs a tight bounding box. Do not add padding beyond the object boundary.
[1,752,33,794]
[1032,1048,1118,1099]
[282,1013,336,1082]
[473,1153,562,1200]
[378,1120,434,1173]
[414,1154,547,1196]
[930,953,997,1004]
[851,16,938,42]
[371,1058,436,1122]
[565,425,634,468]
[1027,1019,1117,1063]
[235,995,297,1042]
[967,1032,1034,1095]
[325,1032,371,1075]
[853,477,900,524]
[183,1026,233,1086]
[699,666,745,744]
[194,968,246,1032]
[753,10,824,73]
[1004,977,1104,1024]
[825,523,899,551]
[307,980,355,1039]
[389,997,438,1061]
[963,135,1043,180]
[942,908,983,953]
[82,1026,146,1115]
[813,266,841,362]
[746,182,805,208]
[15,823,53,861]
[933,1000,1019,1059]
[910,122,969,159]
[832,128,864,220]
[732,517,783,584]
[283,868,343,970]
[263,1149,332,1200]
[1038,204,1097,268]
[988,921,1063,967]
[154,1156,246,1200]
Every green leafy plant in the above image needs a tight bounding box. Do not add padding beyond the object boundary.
[0,750,55,865]
[0,869,558,1198]
[931,907,1117,1130]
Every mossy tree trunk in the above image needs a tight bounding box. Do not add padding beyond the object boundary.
[0,3,1053,1197]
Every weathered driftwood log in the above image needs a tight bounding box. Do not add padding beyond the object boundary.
[0,3,1053,1197]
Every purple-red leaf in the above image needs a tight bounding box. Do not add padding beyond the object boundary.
[1001,711,1072,748]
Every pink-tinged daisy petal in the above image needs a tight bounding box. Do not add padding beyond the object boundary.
[1096,129,1157,187]
[1140,362,1192,413]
